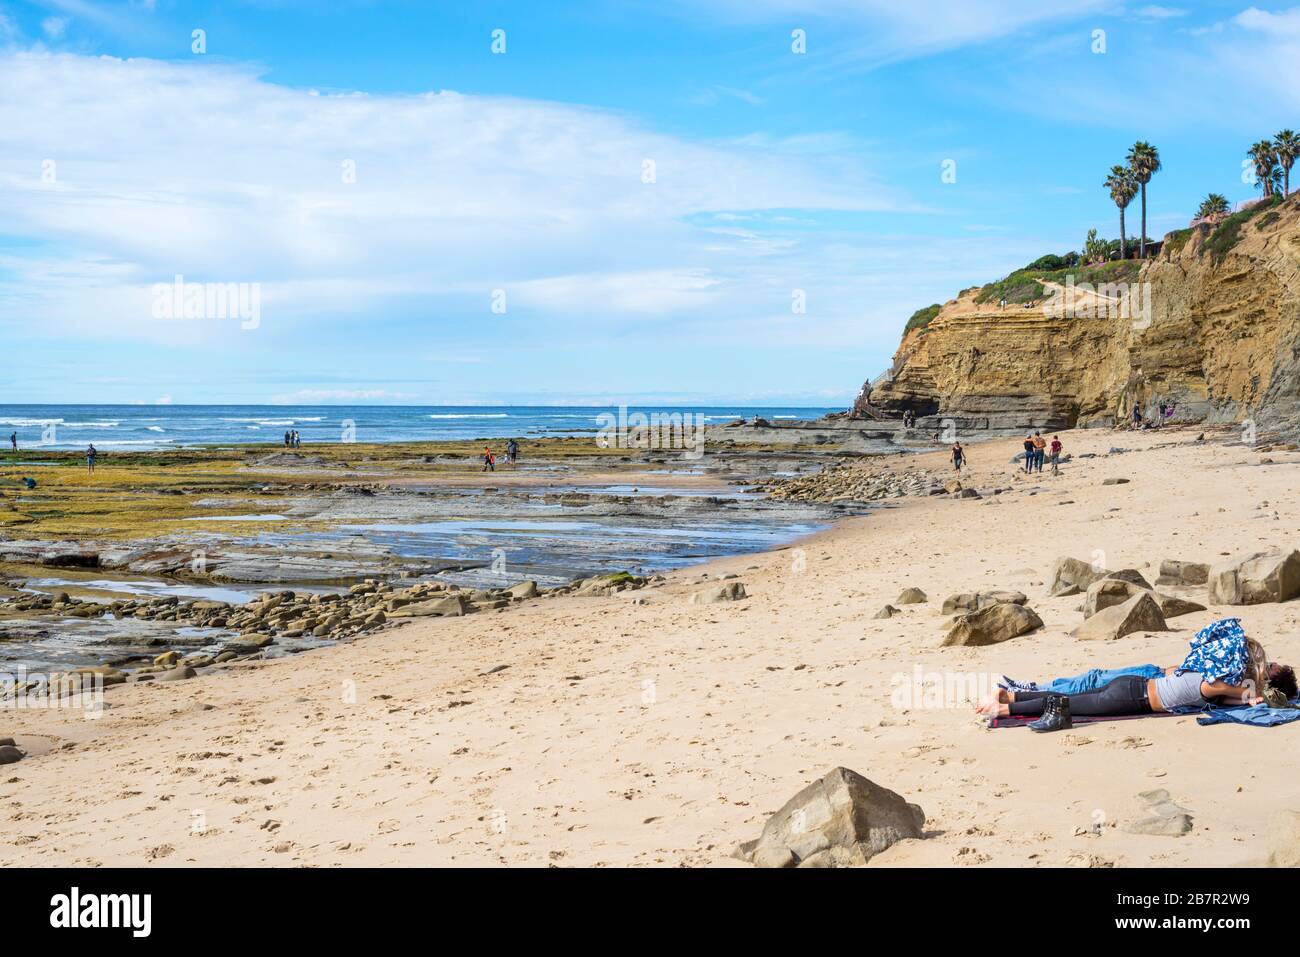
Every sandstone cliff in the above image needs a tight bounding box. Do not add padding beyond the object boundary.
[857,194,1300,436]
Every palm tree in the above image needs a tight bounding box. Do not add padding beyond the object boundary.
[1126,141,1161,258]
[1105,165,1138,259]
[1274,130,1298,197]
[1249,140,1280,198]
[1195,193,1230,222]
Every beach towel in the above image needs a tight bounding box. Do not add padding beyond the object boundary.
[988,710,1182,729]
[989,699,1300,729]
[1188,699,1300,728]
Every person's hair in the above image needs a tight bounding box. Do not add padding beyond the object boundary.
[1269,665,1297,699]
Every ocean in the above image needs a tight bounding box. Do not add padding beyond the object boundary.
[0,404,837,451]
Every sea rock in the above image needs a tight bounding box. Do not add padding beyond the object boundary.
[941,590,1027,615]
[1207,550,1300,605]
[1104,568,1154,590]
[1072,592,1167,640]
[689,582,747,604]
[156,666,197,683]
[505,580,539,600]
[1266,810,1300,867]
[1048,556,1111,597]
[1156,560,1210,587]
[895,587,927,604]
[942,603,1043,647]
[735,767,925,868]
[389,595,468,618]
[0,745,23,765]
[1083,579,1205,620]
[1124,789,1192,837]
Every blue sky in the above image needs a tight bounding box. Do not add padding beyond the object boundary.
[1,0,1297,406]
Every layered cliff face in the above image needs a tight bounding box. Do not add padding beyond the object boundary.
[858,195,1300,435]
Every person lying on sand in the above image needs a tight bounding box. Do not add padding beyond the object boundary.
[975,618,1296,732]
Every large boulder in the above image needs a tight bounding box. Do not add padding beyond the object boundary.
[389,594,467,618]
[1156,560,1210,587]
[1048,556,1111,597]
[689,582,747,604]
[941,590,1027,615]
[1083,579,1205,620]
[735,767,924,868]
[1266,810,1300,867]
[1072,592,1167,640]
[1105,568,1154,590]
[1207,551,1300,605]
[942,602,1043,647]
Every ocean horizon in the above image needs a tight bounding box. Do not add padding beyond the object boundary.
[0,403,839,451]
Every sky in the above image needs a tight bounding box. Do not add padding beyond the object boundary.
[1,0,1296,407]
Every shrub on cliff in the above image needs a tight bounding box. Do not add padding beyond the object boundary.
[1201,194,1283,264]
[903,303,942,334]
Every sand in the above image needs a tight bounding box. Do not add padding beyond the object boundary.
[3,426,1299,867]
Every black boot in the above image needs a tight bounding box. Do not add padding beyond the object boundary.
[1028,693,1072,732]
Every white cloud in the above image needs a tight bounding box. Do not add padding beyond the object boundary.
[270,388,417,404]
[0,50,904,348]
[1134,5,1187,20]
[41,16,69,39]
[1234,5,1300,36]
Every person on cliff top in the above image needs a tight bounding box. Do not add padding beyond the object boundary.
[951,442,966,472]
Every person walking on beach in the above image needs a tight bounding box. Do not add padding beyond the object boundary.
[506,439,518,465]
[1032,431,1047,473]
[284,430,291,448]
[482,447,495,472]
[9,432,15,452]
[951,441,966,473]
[1049,435,1063,475]
[1022,433,1035,473]
[86,444,97,474]
[1131,405,1143,430]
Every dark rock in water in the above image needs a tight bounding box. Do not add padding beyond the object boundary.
[41,552,100,569]
[735,767,925,868]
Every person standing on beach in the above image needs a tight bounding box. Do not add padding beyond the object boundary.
[1049,435,1063,475]
[9,432,15,452]
[1132,405,1143,430]
[86,444,97,474]
[284,430,291,448]
[506,439,518,465]
[1032,431,1047,473]
[482,447,495,472]
[951,441,966,473]
[1022,433,1035,473]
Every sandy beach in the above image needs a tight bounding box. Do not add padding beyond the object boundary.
[4,425,1297,867]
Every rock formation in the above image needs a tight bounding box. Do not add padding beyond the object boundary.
[855,197,1300,436]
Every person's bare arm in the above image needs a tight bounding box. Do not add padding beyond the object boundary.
[1201,679,1263,706]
